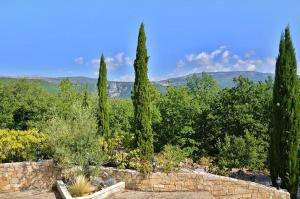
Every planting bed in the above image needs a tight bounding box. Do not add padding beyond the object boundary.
[57,180,125,199]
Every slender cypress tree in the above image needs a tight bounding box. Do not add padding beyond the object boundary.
[270,26,300,199]
[82,83,89,108]
[97,54,109,138]
[132,23,153,161]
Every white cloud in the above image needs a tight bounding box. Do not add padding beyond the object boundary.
[245,51,255,58]
[222,50,230,59]
[171,46,276,77]
[91,58,100,65]
[222,50,230,64]
[211,48,223,58]
[74,57,84,65]
[90,52,133,70]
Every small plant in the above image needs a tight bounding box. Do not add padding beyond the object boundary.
[138,159,152,175]
[208,164,230,176]
[198,156,212,168]
[126,149,141,170]
[69,175,95,197]
[156,145,189,173]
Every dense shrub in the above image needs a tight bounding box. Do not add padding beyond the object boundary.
[0,80,55,130]
[108,99,134,146]
[43,102,107,170]
[0,129,48,163]
[217,131,266,170]
[156,145,189,173]
[155,87,199,154]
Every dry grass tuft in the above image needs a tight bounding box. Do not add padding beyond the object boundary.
[68,175,95,197]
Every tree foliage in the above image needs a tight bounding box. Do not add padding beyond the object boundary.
[97,54,110,138]
[82,84,89,108]
[217,130,265,170]
[44,101,106,169]
[270,26,300,198]
[0,80,54,130]
[155,86,199,154]
[132,23,153,161]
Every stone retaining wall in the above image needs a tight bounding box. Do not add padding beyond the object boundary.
[0,160,60,192]
[0,161,291,199]
[100,167,290,199]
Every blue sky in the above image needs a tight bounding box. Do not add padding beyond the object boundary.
[0,0,299,81]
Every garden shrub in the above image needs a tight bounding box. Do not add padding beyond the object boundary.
[156,145,189,173]
[98,134,143,171]
[0,129,48,163]
[198,156,213,168]
[217,130,266,170]
[44,102,107,172]
[137,159,152,175]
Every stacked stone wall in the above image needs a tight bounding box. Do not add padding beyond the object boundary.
[0,160,60,192]
[0,161,290,199]
[100,167,290,199]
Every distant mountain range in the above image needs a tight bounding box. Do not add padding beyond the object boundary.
[0,71,274,98]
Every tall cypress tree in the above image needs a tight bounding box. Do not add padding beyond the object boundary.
[132,23,153,161]
[97,54,109,138]
[270,26,299,199]
[82,83,89,108]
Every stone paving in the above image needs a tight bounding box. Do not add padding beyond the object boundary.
[111,191,215,199]
[0,190,215,199]
[0,190,61,199]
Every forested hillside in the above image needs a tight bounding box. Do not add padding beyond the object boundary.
[0,71,273,98]
[0,74,274,172]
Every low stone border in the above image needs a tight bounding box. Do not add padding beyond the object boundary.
[99,167,290,199]
[57,180,125,199]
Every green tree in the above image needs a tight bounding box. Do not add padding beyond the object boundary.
[187,73,219,157]
[270,26,300,198]
[187,72,218,107]
[132,23,153,161]
[1,79,55,130]
[217,130,264,170]
[97,54,109,138]
[204,76,272,158]
[57,78,81,118]
[155,87,199,154]
[82,84,89,108]
[0,82,14,128]
[109,99,134,142]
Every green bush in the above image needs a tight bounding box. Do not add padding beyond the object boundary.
[156,145,189,173]
[0,80,55,130]
[217,130,266,170]
[208,164,231,176]
[197,156,213,168]
[43,102,107,173]
[126,149,141,170]
[137,159,152,175]
[0,129,48,163]
[109,99,133,138]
